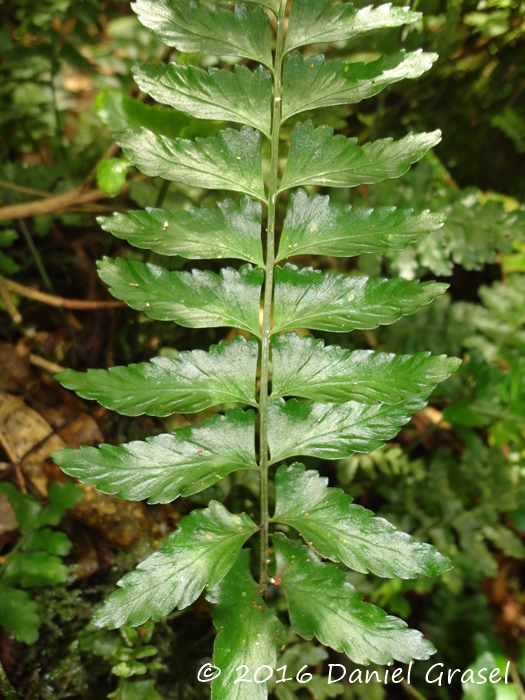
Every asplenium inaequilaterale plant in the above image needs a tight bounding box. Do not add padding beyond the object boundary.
[53,0,462,695]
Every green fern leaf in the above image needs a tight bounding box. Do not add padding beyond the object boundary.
[133,0,272,68]
[273,264,448,333]
[52,409,257,504]
[53,0,458,677]
[268,398,421,462]
[0,584,41,645]
[273,464,452,577]
[98,196,264,265]
[271,333,461,404]
[276,189,444,261]
[285,0,421,52]
[133,64,272,138]
[280,122,441,191]
[94,502,258,628]
[116,126,266,200]
[282,50,436,121]
[55,336,258,416]
[98,258,263,335]
[273,533,435,665]
[208,550,286,700]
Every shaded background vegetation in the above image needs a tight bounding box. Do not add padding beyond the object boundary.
[0,0,524,698]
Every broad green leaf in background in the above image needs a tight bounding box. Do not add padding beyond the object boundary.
[276,189,444,261]
[0,483,41,531]
[0,229,20,274]
[268,398,420,462]
[132,0,272,68]
[116,126,266,201]
[273,464,452,577]
[208,550,286,700]
[462,651,513,700]
[0,481,82,533]
[282,50,437,121]
[96,90,192,141]
[273,534,435,665]
[53,409,258,504]
[280,122,441,191]
[285,0,421,52]
[272,264,448,333]
[0,584,41,645]
[97,258,263,336]
[23,528,72,557]
[133,64,272,138]
[94,501,258,628]
[0,230,18,248]
[2,551,69,588]
[56,336,259,416]
[0,251,20,275]
[98,196,264,266]
[0,230,18,247]
[271,333,461,404]
[97,158,131,197]
[59,40,95,72]
[111,679,161,700]
[35,482,84,528]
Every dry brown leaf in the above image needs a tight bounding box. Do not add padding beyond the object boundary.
[0,494,17,536]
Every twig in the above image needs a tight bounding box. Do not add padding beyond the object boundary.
[0,277,22,323]
[407,420,443,454]
[0,395,27,492]
[0,180,53,199]
[0,434,25,494]
[155,179,171,208]
[401,679,428,700]
[18,219,54,292]
[509,661,525,700]
[0,276,125,311]
[0,186,124,222]
[29,354,66,375]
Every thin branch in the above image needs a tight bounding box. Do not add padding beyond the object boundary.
[0,180,53,199]
[29,354,66,375]
[0,434,25,494]
[19,219,54,292]
[0,277,22,323]
[401,679,428,700]
[0,276,125,311]
[509,661,525,700]
[0,186,126,222]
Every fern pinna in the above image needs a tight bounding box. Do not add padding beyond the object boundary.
[53,0,461,695]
